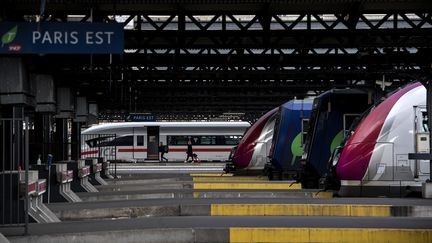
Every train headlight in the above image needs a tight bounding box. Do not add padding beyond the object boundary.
[331,147,342,166]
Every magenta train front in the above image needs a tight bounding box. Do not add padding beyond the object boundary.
[335,82,429,195]
[231,108,278,170]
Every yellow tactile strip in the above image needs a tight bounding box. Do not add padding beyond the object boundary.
[193,183,302,190]
[193,177,269,182]
[190,173,234,177]
[211,204,391,217]
[230,228,432,243]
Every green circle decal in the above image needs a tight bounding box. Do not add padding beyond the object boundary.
[290,133,304,166]
[330,130,344,154]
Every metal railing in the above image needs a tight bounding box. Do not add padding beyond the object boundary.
[0,116,29,234]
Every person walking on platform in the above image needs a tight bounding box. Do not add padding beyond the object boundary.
[185,139,193,163]
[159,142,168,162]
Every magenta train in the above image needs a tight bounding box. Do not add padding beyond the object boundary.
[229,108,278,171]
[333,82,430,196]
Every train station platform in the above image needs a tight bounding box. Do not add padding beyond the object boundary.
[2,169,431,243]
[44,197,432,221]
[3,216,432,243]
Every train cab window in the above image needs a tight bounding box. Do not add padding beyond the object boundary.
[137,135,144,146]
[86,139,97,148]
[343,114,361,136]
[111,136,133,146]
[422,111,429,132]
[86,136,116,148]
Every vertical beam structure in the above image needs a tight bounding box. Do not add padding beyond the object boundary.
[176,13,185,75]
[55,87,74,161]
[420,76,432,198]
[71,122,80,161]
[73,96,88,161]
[0,57,32,231]
[33,75,56,163]
[54,118,68,161]
[427,79,432,181]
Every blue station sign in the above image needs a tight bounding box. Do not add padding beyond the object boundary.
[0,22,124,54]
[126,113,156,122]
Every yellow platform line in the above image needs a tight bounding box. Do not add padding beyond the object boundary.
[190,173,234,177]
[192,191,333,199]
[211,204,391,217]
[193,177,269,182]
[230,228,432,243]
[193,183,302,190]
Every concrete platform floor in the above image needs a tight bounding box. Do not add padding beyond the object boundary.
[3,216,432,242]
[3,170,432,242]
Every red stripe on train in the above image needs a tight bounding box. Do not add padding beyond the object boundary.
[81,150,98,156]
[169,148,232,152]
[82,148,232,155]
[118,148,147,152]
[116,148,232,153]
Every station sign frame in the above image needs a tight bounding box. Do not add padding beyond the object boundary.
[0,22,124,54]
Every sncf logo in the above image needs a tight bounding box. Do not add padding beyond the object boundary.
[1,25,21,52]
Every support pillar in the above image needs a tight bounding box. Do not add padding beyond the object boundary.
[422,79,432,198]
[32,74,56,164]
[73,96,88,161]
[32,113,53,164]
[54,118,68,161]
[71,122,81,161]
[54,87,74,161]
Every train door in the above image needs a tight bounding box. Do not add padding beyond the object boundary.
[134,134,146,160]
[146,126,160,160]
[414,106,429,178]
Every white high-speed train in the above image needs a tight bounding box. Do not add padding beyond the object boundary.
[333,82,430,196]
[80,122,250,162]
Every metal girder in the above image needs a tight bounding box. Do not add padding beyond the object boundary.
[3,0,432,15]
[29,50,432,67]
[2,1,432,121]
[128,28,431,49]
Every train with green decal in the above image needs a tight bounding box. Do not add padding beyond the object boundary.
[299,89,371,188]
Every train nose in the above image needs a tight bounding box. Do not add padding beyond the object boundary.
[336,142,374,180]
[231,145,254,169]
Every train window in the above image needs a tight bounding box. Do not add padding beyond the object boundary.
[191,136,201,145]
[224,135,241,145]
[137,135,144,146]
[168,136,188,145]
[215,136,225,145]
[111,136,133,146]
[200,136,216,145]
[168,135,242,145]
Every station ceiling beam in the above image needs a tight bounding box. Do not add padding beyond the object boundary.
[4,0,432,14]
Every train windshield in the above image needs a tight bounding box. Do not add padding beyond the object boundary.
[268,109,282,158]
[301,98,320,160]
[85,135,117,148]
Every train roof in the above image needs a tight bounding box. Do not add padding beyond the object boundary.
[281,99,314,110]
[317,88,367,98]
[82,121,251,134]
